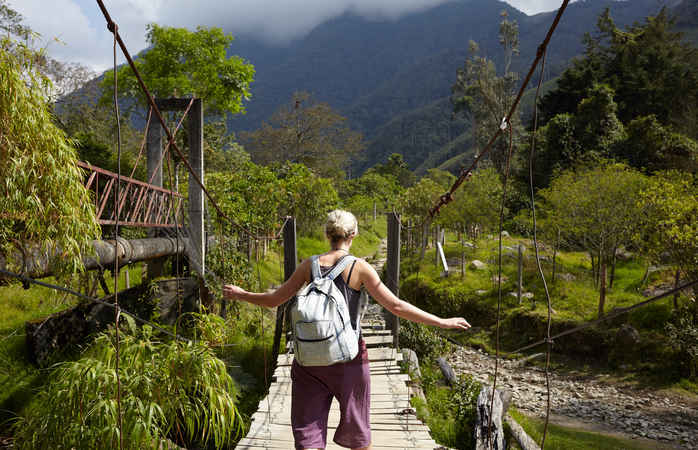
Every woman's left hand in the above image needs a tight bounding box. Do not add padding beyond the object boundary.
[438,317,471,330]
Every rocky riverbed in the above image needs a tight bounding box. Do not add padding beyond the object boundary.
[446,345,698,449]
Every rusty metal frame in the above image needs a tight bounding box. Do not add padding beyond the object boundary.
[78,161,183,228]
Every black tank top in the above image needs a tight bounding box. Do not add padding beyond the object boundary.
[320,258,362,332]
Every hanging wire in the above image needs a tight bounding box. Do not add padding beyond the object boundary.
[128,106,152,179]
[110,27,124,450]
[163,113,183,333]
[528,47,554,448]
[487,120,515,449]
[147,98,194,185]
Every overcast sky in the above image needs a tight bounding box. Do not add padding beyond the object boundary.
[9,0,568,73]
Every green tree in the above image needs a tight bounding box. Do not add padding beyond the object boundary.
[276,163,340,234]
[539,163,648,317]
[448,167,504,238]
[637,171,698,295]
[370,153,416,188]
[100,24,254,116]
[241,91,365,179]
[452,11,522,175]
[0,38,99,275]
[539,8,698,138]
[206,162,283,237]
[619,116,698,173]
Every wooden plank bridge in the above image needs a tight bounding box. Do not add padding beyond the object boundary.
[237,322,444,449]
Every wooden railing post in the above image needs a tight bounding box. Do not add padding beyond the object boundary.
[386,212,401,348]
[272,217,297,365]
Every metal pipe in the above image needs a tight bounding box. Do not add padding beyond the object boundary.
[0,237,185,280]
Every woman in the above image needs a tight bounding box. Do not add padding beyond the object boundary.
[223,209,471,450]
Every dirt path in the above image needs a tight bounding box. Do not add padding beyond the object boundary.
[446,345,698,449]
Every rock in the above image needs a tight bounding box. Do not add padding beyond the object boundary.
[558,273,576,281]
[470,260,487,270]
[501,231,510,237]
[463,242,476,249]
[26,278,200,367]
[615,324,641,348]
[402,348,421,378]
[475,290,488,296]
[492,274,509,283]
[615,248,634,260]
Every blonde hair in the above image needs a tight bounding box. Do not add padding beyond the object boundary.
[325,209,358,243]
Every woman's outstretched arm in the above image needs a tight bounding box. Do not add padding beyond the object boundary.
[223,259,311,308]
[360,260,471,330]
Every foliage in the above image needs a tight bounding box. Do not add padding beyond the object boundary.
[539,163,647,262]
[416,363,480,450]
[370,153,416,187]
[398,177,443,224]
[666,306,698,379]
[452,11,523,175]
[101,24,254,116]
[637,171,698,287]
[207,162,284,235]
[0,39,99,275]
[276,163,340,234]
[400,321,450,358]
[339,169,403,218]
[539,8,698,138]
[241,91,365,179]
[441,166,504,235]
[13,325,243,449]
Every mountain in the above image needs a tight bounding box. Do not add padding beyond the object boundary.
[223,0,674,173]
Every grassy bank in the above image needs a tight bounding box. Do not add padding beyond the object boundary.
[399,232,693,384]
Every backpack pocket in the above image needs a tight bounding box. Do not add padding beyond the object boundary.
[294,320,346,366]
[295,320,334,342]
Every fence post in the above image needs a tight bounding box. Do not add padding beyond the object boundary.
[272,217,297,366]
[386,212,401,348]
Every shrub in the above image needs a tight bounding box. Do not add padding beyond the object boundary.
[13,325,243,449]
[401,320,450,358]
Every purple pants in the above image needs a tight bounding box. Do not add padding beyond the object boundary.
[291,339,370,449]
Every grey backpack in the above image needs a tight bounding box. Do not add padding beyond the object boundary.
[289,255,359,366]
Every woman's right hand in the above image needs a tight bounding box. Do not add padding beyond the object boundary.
[223,284,246,300]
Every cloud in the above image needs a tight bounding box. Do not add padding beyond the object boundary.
[8,0,567,72]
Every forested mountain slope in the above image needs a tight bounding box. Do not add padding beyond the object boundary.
[224,0,675,172]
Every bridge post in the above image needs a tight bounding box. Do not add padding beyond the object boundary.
[146,114,165,279]
[385,212,400,348]
[272,217,297,366]
[188,99,205,276]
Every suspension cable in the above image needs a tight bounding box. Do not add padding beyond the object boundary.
[528,47,554,448]
[95,0,282,242]
[487,121,515,449]
[429,0,571,218]
[111,29,124,449]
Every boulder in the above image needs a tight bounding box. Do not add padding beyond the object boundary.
[26,278,200,366]
[470,260,487,270]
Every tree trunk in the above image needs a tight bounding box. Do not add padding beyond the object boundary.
[610,245,618,289]
[590,252,596,286]
[673,269,681,310]
[461,224,466,280]
[552,231,559,284]
[598,258,607,319]
[474,385,505,450]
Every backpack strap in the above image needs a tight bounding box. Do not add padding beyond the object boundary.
[310,255,322,280]
[325,255,356,281]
